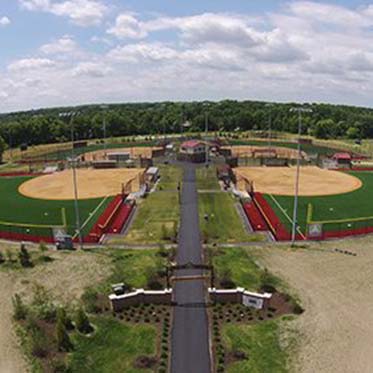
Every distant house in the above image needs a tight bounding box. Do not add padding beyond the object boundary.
[178,140,206,163]
[332,153,352,167]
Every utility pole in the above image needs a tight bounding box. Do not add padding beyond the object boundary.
[59,111,83,249]
[289,107,312,246]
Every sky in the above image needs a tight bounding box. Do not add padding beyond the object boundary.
[2,1,373,112]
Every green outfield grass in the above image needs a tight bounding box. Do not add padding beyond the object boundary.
[0,176,111,238]
[38,141,158,161]
[264,171,373,235]
[229,139,337,156]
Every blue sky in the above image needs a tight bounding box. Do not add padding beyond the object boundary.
[2,0,373,112]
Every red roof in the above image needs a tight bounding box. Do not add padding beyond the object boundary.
[333,152,352,160]
[181,140,204,148]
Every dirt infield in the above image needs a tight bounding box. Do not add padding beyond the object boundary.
[19,168,145,200]
[223,145,307,160]
[81,146,163,161]
[260,238,373,372]
[234,166,362,196]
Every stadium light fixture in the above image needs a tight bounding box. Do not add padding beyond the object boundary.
[289,106,313,246]
[59,111,83,250]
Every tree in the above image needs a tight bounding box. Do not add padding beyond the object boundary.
[75,307,93,334]
[57,307,73,330]
[346,127,360,139]
[12,294,27,320]
[313,119,337,139]
[18,245,32,267]
[56,319,73,351]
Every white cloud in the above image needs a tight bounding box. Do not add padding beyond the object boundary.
[72,62,112,77]
[107,12,147,39]
[40,35,77,54]
[8,58,56,72]
[19,0,108,26]
[0,16,11,27]
[6,1,373,112]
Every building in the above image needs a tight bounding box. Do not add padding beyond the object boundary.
[145,167,159,183]
[107,152,130,162]
[177,140,206,163]
[332,153,352,168]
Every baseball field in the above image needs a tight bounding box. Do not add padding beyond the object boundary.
[235,166,373,239]
[0,167,144,241]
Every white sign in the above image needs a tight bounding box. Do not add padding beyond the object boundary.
[52,227,67,241]
[308,223,323,238]
[242,294,264,309]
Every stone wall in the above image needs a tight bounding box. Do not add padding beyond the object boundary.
[109,289,173,312]
[209,287,272,310]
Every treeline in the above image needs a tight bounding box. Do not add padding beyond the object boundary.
[1,100,373,149]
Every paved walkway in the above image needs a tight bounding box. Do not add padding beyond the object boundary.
[171,163,211,373]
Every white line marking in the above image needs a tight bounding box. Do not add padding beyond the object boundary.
[269,194,306,239]
[73,196,109,239]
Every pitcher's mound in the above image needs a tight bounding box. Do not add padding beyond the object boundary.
[19,168,145,200]
[234,166,362,196]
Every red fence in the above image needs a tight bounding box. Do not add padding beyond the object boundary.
[242,193,303,241]
[0,231,54,243]
[0,172,45,177]
[86,195,135,243]
[309,226,373,240]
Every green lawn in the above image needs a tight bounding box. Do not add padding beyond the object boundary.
[199,192,263,243]
[196,165,220,190]
[157,164,183,190]
[0,176,111,237]
[212,247,282,292]
[223,320,290,373]
[89,249,166,294]
[116,190,180,244]
[265,171,373,234]
[69,317,157,373]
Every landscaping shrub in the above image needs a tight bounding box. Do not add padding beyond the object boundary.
[82,288,101,313]
[19,245,33,268]
[12,293,27,320]
[75,307,93,334]
[56,319,73,352]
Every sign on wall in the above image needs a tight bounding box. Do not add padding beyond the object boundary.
[242,294,264,310]
[307,223,323,238]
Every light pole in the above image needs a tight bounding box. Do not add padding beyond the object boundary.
[205,110,209,166]
[8,128,13,163]
[289,107,312,245]
[265,103,273,151]
[59,111,83,249]
[100,105,109,151]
